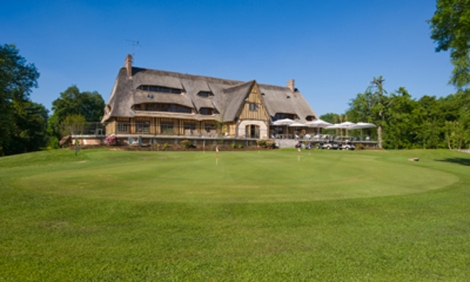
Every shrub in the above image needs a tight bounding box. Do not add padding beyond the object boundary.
[48,136,60,149]
[59,136,72,148]
[180,140,195,149]
[163,143,169,151]
[238,144,243,149]
[257,139,276,149]
[231,142,236,149]
[105,134,118,145]
[257,140,267,148]
[356,143,365,150]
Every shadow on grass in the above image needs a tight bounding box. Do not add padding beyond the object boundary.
[437,158,470,167]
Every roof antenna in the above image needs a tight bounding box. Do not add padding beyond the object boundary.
[125,39,141,57]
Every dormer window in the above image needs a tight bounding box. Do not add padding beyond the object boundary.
[274,113,297,120]
[199,108,214,115]
[138,85,182,94]
[197,91,214,98]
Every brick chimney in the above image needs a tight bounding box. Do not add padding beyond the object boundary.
[125,54,133,78]
[287,79,295,92]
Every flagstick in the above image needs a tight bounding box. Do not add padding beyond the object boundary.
[298,148,300,162]
[216,146,219,166]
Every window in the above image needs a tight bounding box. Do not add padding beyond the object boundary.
[138,85,182,95]
[118,123,129,133]
[197,91,214,98]
[199,108,213,115]
[274,113,297,120]
[135,121,150,133]
[134,103,192,114]
[205,123,216,132]
[249,103,258,111]
[184,123,196,135]
[160,121,174,134]
[184,123,196,130]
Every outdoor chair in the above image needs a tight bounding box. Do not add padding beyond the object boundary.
[127,137,139,145]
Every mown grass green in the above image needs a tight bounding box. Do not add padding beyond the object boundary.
[1,149,469,281]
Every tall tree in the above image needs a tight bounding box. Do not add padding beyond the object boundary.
[368,76,388,149]
[0,44,40,155]
[51,85,104,122]
[429,0,470,88]
[49,85,104,141]
[8,101,49,154]
[382,88,419,149]
[415,95,444,148]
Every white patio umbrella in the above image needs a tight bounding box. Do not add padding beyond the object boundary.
[325,122,356,137]
[289,122,306,139]
[350,122,376,140]
[354,122,376,129]
[339,121,356,128]
[324,124,343,129]
[305,119,332,128]
[270,118,295,137]
[271,118,295,125]
[339,121,356,137]
[288,122,306,127]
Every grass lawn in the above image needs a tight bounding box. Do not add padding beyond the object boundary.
[1,148,469,281]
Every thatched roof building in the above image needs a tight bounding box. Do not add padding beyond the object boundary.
[102,55,318,139]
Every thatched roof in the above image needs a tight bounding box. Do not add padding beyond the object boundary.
[102,62,317,123]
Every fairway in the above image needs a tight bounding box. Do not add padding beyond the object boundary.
[12,150,457,203]
[1,149,470,281]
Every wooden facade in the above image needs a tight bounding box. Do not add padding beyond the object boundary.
[101,54,318,141]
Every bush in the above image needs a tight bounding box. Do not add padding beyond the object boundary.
[238,144,243,149]
[105,134,118,145]
[180,140,195,149]
[163,143,169,151]
[257,140,267,148]
[59,136,72,148]
[231,142,236,149]
[355,143,365,150]
[257,139,277,149]
[48,136,60,149]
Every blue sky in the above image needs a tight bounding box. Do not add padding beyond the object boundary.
[1,0,454,116]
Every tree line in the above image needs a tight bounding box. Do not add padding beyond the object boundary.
[321,77,470,150]
[0,44,104,156]
[320,0,470,150]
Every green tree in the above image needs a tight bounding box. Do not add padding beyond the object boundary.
[347,76,388,148]
[382,88,419,149]
[61,114,86,136]
[51,85,104,122]
[429,0,470,88]
[369,76,388,149]
[49,85,104,141]
[0,44,41,155]
[319,113,340,124]
[415,95,445,148]
[8,101,49,154]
